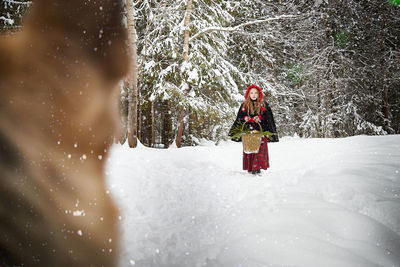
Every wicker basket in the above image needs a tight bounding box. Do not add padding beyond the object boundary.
[242,122,262,154]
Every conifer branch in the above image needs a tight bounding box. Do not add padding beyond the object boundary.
[190,14,297,42]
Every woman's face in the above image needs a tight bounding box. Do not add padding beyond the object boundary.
[249,88,259,101]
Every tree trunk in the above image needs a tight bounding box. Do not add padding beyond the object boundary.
[176,107,185,148]
[183,0,193,61]
[161,101,173,148]
[188,106,197,145]
[176,0,193,147]
[383,87,389,120]
[151,100,155,147]
[127,0,138,148]
[136,1,156,144]
[119,82,129,144]
[140,104,151,146]
[138,105,142,141]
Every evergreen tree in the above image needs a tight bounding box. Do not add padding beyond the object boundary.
[0,0,31,32]
[135,0,244,146]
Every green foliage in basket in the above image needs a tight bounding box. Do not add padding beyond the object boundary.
[229,122,276,140]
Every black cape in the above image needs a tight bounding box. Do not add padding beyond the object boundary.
[228,101,279,142]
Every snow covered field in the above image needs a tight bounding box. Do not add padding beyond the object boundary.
[106,135,400,267]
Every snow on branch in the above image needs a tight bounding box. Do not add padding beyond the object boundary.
[190,14,297,42]
[3,0,31,4]
[132,0,143,8]
[0,16,15,25]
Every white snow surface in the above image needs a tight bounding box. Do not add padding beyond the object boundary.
[106,135,400,267]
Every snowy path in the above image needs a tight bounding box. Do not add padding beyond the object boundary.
[106,135,400,267]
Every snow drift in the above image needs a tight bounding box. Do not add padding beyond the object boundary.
[106,135,400,267]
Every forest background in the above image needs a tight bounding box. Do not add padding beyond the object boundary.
[2,0,400,148]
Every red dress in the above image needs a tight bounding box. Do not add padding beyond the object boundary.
[242,136,269,172]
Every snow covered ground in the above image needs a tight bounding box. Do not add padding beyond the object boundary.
[106,135,400,267]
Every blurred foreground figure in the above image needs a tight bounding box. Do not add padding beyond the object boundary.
[0,0,129,266]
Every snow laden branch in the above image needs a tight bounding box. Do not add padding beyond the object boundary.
[3,0,31,4]
[0,16,14,25]
[190,14,297,42]
[132,0,143,8]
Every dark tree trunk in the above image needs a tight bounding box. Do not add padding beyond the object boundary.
[127,0,138,148]
[176,107,185,148]
[161,101,173,148]
[151,100,155,147]
[140,103,152,147]
[119,83,129,144]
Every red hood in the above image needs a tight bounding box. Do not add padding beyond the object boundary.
[242,84,265,112]
[244,84,263,101]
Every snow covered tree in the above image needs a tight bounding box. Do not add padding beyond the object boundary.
[0,0,31,32]
[227,0,400,138]
[127,0,400,145]
[134,0,245,147]
[347,0,400,134]
[5,0,400,145]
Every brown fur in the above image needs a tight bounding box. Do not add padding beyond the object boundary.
[0,0,129,266]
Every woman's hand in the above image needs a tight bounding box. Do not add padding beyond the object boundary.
[252,116,261,123]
